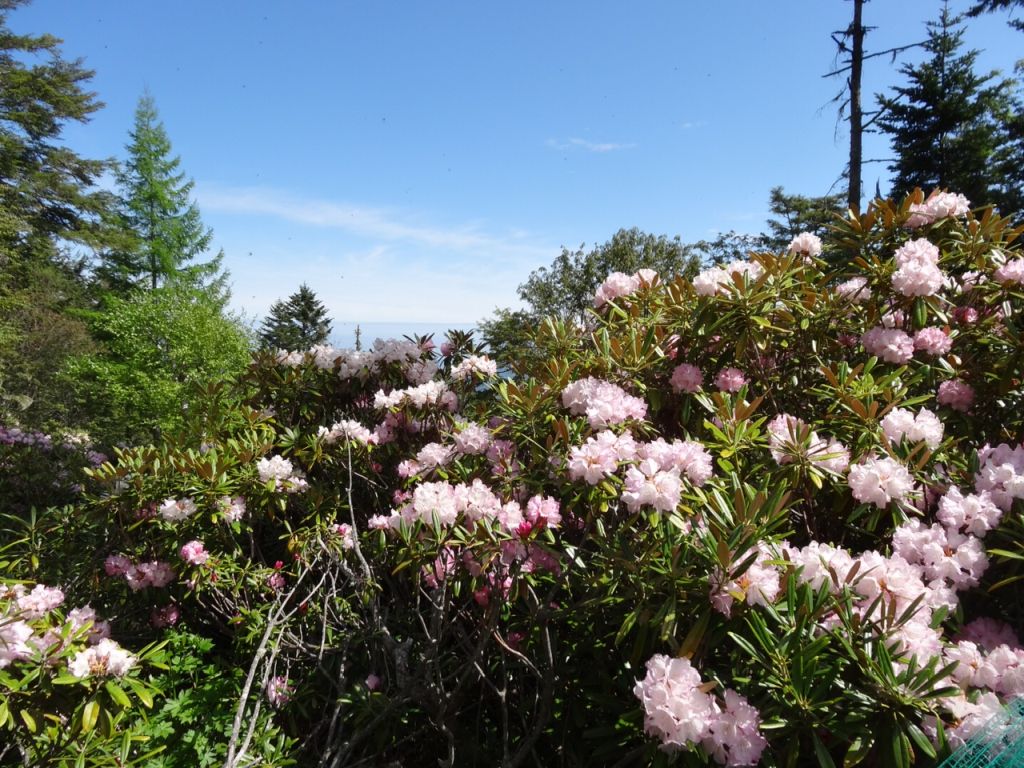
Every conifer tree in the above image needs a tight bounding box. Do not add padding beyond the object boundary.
[258,284,333,350]
[876,5,1020,213]
[101,94,226,297]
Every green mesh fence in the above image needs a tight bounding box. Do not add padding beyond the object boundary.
[938,697,1024,768]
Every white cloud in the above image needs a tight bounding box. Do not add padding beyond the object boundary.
[545,137,636,153]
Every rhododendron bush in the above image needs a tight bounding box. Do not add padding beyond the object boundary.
[7,190,1023,767]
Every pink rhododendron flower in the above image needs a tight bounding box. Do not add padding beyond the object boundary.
[567,431,634,485]
[702,689,768,767]
[848,455,916,507]
[365,673,382,691]
[906,190,970,227]
[415,442,454,470]
[787,231,822,258]
[267,572,286,591]
[453,422,492,455]
[334,523,355,549]
[150,604,181,628]
[880,407,944,449]
[525,495,561,529]
[913,327,952,356]
[714,367,747,393]
[179,540,209,566]
[692,266,732,296]
[0,620,33,668]
[451,354,498,381]
[974,442,1024,510]
[638,438,714,485]
[561,377,647,429]
[634,654,716,747]
[994,256,1024,285]
[16,584,64,619]
[266,675,292,707]
[836,276,871,303]
[891,238,944,297]
[861,327,914,364]
[937,379,975,412]
[320,419,378,446]
[936,488,1003,537]
[670,363,703,393]
[621,459,683,513]
[218,495,246,523]
[159,497,197,522]
[594,271,640,307]
[957,617,1021,651]
[710,543,781,617]
[104,554,132,577]
[68,638,135,678]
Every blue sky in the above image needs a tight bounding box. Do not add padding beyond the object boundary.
[16,0,1023,324]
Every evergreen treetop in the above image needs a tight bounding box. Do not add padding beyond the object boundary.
[876,5,1020,214]
[258,284,333,350]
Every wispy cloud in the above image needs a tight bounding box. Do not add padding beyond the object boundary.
[545,137,636,153]
[197,184,560,324]
[680,120,707,130]
[196,184,552,262]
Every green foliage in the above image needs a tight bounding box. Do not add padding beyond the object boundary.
[132,631,295,768]
[258,283,333,351]
[62,285,252,444]
[877,6,1022,216]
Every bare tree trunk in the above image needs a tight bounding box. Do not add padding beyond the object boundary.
[848,0,865,215]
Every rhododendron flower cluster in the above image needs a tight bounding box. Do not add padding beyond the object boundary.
[105,554,175,591]
[787,231,822,258]
[880,406,944,449]
[217,495,246,523]
[452,422,493,455]
[567,430,636,484]
[994,256,1024,285]
[560,377,647,429]
[257,454,308,493]
[159,496,197,522]
[670,362,703,393]
[891,238,945,297]
[180,539,209,566]
[975,442,1024,510]
[861,326,915,364]
[937,379,975,412]
[266,675,293,707]
[374,380,458,411]
[634,654,767,766]
[69,638,136,678]
[847,455,916,507]
[451,354,498,381]
[593,270,641,308]
[714,367,747,393]
[319,419,378,446]
[913,326,953,356]
[835,276,872,303]
[906,190,970,228]
[711,543,781,617]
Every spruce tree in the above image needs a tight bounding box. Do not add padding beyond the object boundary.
[258,284,332,350]
[102,94,226,296]
[876,5,1019,213]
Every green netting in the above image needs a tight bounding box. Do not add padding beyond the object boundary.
[938,697,1024,768]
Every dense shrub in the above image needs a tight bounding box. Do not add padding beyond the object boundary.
[4,190,1023,767]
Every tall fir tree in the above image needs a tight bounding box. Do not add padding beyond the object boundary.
[101,94,226,297]
[876,5,1020,214]
[0,0,119,425]
[258,284,333,350]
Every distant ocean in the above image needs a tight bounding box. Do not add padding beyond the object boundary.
[330,321,479,350]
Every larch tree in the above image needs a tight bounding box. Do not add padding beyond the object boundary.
[102,94,226,297]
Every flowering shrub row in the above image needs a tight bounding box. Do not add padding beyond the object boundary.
[9,189,1021,766]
